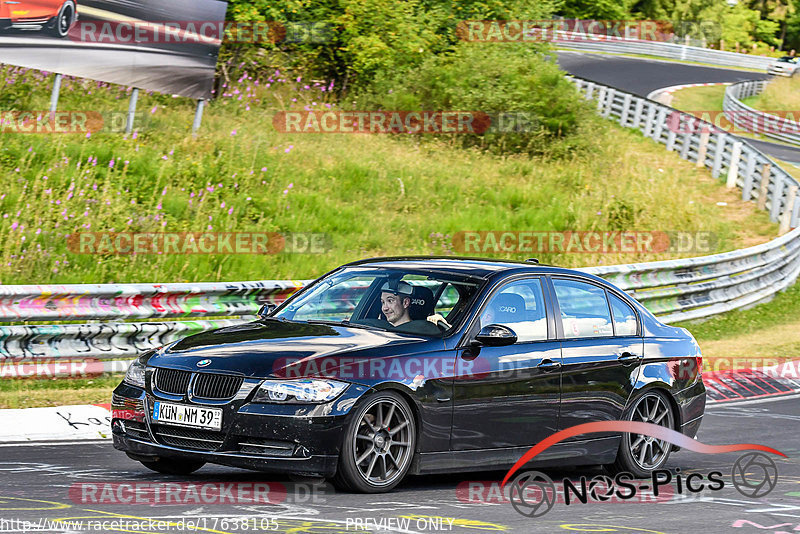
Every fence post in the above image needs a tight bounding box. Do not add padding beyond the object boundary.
[584,82,596,100]
[620,94,632,126]
[125,88,139,135]
[666,123,678,151]
[726,141,743,188]
[741,150,757,200]
[192,99,205,135]
[757,163,772,210]
[643,104,656,137]
[696,130,710,167]
[652,107,666,141]
[779,185,798,235]
[632,98,644,129]
[50,73,63,113]
[597,87,607,114]
[603,88,615,118]
[711,133,727,178]
[770,178,785,222]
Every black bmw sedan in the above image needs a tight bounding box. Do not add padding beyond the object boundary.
[112,257,706,493]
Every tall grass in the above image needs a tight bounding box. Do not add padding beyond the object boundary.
[742,76,800,112]
[0,64,777,284]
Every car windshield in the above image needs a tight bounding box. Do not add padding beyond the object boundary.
[273,267,483,336]
[777,56,799,63]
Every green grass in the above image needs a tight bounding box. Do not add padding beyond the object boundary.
[670,84,800,180]
[0,373,123,409]
[741,76,800,112]
[675,282,800,342]
[0,66,780,285]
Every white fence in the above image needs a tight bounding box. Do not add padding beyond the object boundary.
[723,79,800,146]
[556,33,775,70]
[573,76,800,323]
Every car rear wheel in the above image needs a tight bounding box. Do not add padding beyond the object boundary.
[608,389,675,478]
[51,0,75,38]
[139,458,206,475]
[332,391,416,493]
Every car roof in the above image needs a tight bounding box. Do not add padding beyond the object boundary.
[342,256,604,282]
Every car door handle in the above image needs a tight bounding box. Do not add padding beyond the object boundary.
[537,359,561,371]
[617,352,641,364]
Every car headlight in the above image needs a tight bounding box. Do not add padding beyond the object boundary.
[253,379,349,404]
[123,360,146,388]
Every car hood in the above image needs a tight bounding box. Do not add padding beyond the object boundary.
[146,319,437,379]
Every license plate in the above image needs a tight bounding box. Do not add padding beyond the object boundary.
[151,401,222,430]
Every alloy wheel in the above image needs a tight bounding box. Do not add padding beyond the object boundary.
[352,398,414,488]
[626,392,674,470]
[58,4,74,36]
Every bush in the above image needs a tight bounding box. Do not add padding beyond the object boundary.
[220,0,559,91]
[356,43,594,157]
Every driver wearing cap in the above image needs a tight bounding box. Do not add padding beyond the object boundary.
[380,280,414,327]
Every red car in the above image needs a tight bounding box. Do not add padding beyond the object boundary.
[0,0,77,37]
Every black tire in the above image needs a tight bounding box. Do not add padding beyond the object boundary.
[139,458,206,475]
[331,390,416,493]
[51,0,75,38]
[607,389,675,478]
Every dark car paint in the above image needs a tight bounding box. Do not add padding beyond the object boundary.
[112,257,705,477]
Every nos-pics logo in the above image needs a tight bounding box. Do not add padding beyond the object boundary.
[500,421,783,517]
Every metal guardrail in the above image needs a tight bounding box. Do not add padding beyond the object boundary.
[573,77,800,323]
[723,79,800,146]
[0,281,306,362]
[2,79,800,366]
[556,33,775,70]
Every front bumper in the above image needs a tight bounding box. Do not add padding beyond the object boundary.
[111,381,370,477]
[768,67,795,77]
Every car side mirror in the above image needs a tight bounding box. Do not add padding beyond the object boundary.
[474,324,518,347]
[257,303,277,318]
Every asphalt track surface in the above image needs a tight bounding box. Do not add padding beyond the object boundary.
[556,50,800,163]
[1,395,799,534]
[0,13,216,99]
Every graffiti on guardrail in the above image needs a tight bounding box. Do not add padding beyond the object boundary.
[0,280,306,322]
[0,319,246,362]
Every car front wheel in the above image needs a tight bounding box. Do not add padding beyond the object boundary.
[332,390,417,493]
[608,389,675,478]
[51,0,75,38]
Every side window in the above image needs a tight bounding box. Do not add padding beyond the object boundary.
[609,293,638,336]
[479,279,548,342]
[552,279,613,339]
[435,283,460,317]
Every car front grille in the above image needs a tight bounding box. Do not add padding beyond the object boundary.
[153,368,192,395]
[152,424,225,451]
[152,368,243,399]
[193,373,244,399]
